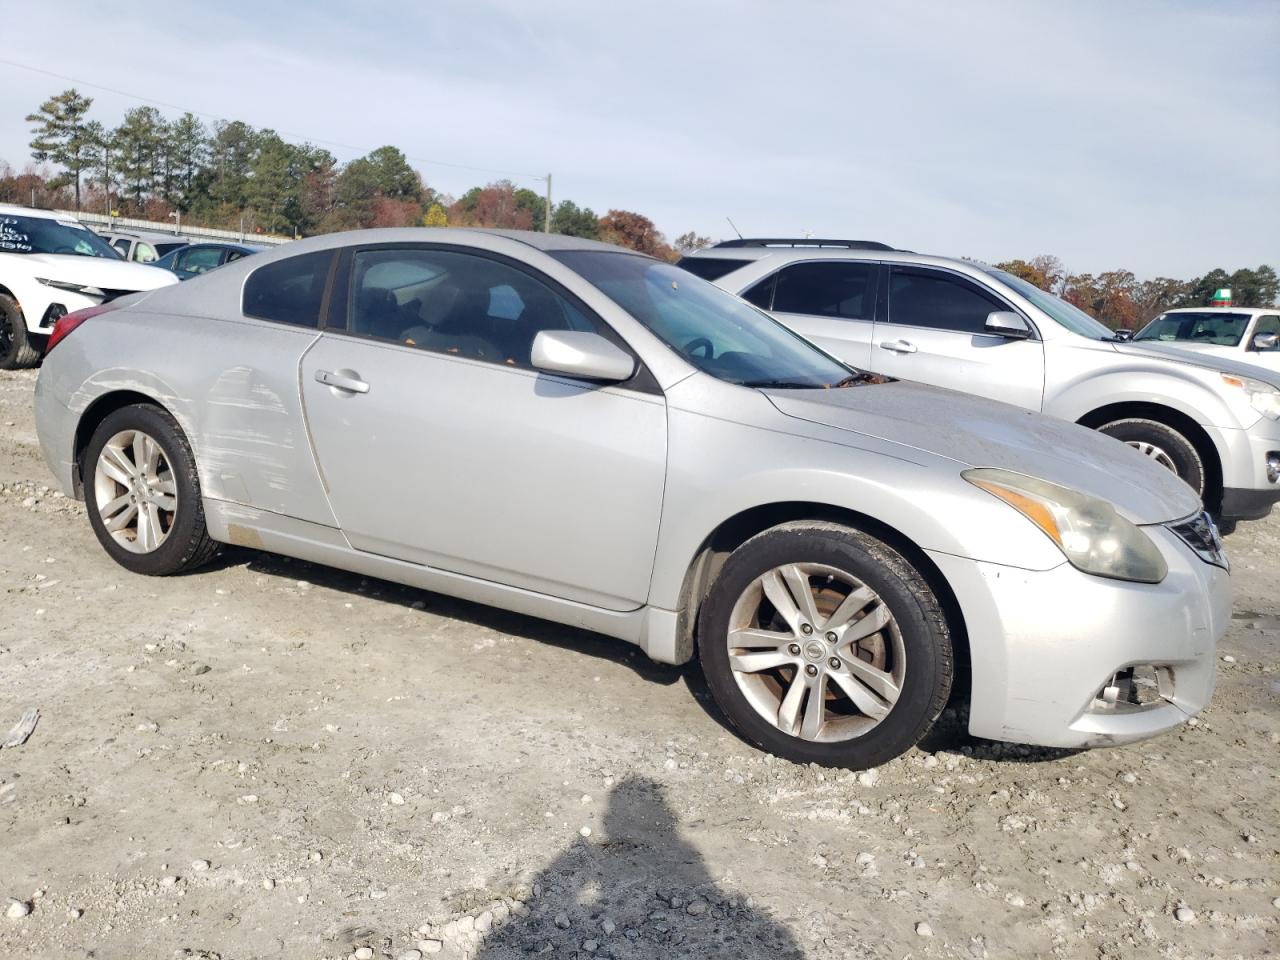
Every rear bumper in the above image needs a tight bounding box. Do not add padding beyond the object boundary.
[928,524,1229,749]
[33,362,80,498]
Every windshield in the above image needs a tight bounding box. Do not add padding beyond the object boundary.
[0,214,121,259]
[1134,312,1251,347]
[980,266,1114,339]
[554,251,859,388]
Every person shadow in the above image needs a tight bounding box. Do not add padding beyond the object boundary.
[471,776,805,959]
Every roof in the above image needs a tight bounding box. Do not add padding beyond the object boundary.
[0,204,73,221]
[455,228,635,254]
[1160,306,1275,315]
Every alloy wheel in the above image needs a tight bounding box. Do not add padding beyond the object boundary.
[93,429,178,553]
[726,562,905,742]
[1126,440,1177,473]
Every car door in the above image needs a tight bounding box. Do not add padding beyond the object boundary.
[872,265,1046,410]
[299,243,668,612]
[742,260,880,369]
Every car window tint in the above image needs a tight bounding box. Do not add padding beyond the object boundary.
[225,249,247,263]
[676,257,751,281]
[111,238,130,255]
[179,247,224,274]
[888,268,1004,334]
[348,248,602,368]
[742,275,775,310]
[242,250,333,327]
[772,262,878,320]
[1255,315,1280,348]
[133,242,157,263]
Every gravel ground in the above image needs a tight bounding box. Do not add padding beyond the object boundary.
[0,366,1277,960]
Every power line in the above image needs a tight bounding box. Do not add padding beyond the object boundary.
[0,57,546,182]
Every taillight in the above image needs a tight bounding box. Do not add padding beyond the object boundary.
[45,303,115,355]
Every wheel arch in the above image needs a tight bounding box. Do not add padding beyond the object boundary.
[1076,401,1223,513]
[674,501,971,687]
[72,390,178,498]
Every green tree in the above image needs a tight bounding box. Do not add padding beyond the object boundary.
[514,187,546,230]
[81,120,117,215]
[363,145,422,200]
[1181,266,1278,307]
[206,120,257,211]
[551,200,599,239]
[26,88,95,209]
[113,106,167,209]
[166,113,208,210]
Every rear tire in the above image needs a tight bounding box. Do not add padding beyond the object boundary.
[82,403,219,575]
[697,521,953,769]
[1097,417,1204,496]
[0,294,41,370]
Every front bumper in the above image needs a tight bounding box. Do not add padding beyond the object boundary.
[1212,419,1280,521]
[927,523,1230,749]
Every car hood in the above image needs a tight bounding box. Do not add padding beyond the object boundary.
[764,381,1201,524]
[20,253,177,291]
[1116,340,1280,385]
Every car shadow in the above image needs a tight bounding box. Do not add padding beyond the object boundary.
[207,545,1085,766]
[468,776,806,959]
[209,545,686,687]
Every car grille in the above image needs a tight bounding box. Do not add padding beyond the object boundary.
[1166,511,1229,571]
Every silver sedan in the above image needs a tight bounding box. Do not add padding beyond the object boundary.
[33,229,1231,768]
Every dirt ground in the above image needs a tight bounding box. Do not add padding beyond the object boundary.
[0,366,1276,960]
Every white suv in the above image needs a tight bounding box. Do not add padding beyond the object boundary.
[679,239,1280,527]
[0,205,177,368]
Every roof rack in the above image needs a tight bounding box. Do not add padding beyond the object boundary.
[713,238,894,251]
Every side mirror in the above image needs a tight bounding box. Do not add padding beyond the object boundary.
[1250,332,1279,352]
[531,330,635,383]
[984,311,1033,340]
[1113,328,1135,341]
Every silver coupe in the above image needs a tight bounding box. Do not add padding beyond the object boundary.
[33,229,1231,768]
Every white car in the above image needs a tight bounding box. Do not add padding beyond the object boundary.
[680,239,1280,528]
[0,205,178,368]
[1131,307,1280,373]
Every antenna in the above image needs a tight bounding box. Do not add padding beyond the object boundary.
[726,216,743,240]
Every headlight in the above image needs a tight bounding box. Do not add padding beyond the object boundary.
[964,468,1168,584]
[36,278,88,293]
[1222,372,1280,420]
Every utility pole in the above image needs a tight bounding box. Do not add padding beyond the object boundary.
[544,173,552,233]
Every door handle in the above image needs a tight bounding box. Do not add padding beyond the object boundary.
[879,339,918,354]
[314,369,370,394]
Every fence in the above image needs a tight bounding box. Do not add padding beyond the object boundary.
[54,210,294,247]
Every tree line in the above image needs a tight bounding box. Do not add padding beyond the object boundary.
[12,88,708,259]
[991,255,1278,330]
[7,88,1276,324]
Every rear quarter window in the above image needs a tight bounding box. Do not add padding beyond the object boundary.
[242,250,334,327]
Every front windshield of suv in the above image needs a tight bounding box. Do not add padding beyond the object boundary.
[554,250,859,388]
[980,266,1114,340]
[1134,312,1250,347]
[0,214,121,258]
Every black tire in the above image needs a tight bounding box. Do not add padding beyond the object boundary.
[1096,417,1204,495]
[697,521,953,769]
[82,403,219,575]
[0,294,41,370]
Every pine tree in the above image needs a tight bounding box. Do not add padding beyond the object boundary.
[26,89,95,209]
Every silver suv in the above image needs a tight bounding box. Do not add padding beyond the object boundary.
[680,239,1280,527]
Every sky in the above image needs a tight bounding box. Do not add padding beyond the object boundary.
[0,0,1276,278]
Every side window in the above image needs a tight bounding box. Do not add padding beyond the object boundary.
[742,274,775,310]
[243,250,334,327]
[179,246,224,275]
[111,238,131,257]
[224,249,247,264]
[771,262,879,320]
[133,242,157,263]
[888,267,1006,334]
[1255,315,1280,349]
[348,247,602,368]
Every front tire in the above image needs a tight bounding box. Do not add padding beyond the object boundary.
[697,521,953,769]
[82,403,219,575]
[0,294,41,370]
[1097,417,1204,496]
